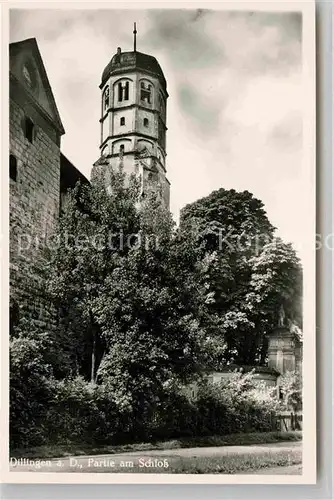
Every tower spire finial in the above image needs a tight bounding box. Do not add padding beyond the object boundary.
[133,22,137,52]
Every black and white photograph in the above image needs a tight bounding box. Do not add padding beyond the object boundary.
[3,2,316,484]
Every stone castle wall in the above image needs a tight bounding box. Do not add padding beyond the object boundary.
[9,97,61,330]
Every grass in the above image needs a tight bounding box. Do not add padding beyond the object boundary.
[11,431,302,460]
[157,450,302,474]
[97,449,303,474]
[12,448,301,474]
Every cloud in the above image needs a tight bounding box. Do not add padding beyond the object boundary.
[270,111,302,152]
[138,9,302,154]
[144,9,224,69]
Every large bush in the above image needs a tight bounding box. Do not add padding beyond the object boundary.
[11,368,281,449]
[10,323,124,449]
[279,371,302,412]
[46,377,125,445]
[195,372,281,435]
[128,372,281,442]
[10,334,56,448]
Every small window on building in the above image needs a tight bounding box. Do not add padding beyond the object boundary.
[24,117,34,143]
[120,144,125,154]
[118,81,129,102]
[9,154,17,181]
[120,117,125,126]
[143,118,149,127]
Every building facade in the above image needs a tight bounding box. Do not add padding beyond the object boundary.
[93,44,170,207]
[9,38,87,329]
[9,36,170,329]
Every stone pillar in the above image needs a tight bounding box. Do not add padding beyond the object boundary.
[267,328,296,375]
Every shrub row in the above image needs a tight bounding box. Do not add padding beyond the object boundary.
[10,365,281,449]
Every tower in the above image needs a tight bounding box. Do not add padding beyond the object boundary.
[93,24,170,207]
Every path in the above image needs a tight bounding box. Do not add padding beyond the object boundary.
[244,464,302,475]
[10,441,302,474]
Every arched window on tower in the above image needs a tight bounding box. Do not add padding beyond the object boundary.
[140,82,152,104]
[103,86,110,111]
[118,81,129,102]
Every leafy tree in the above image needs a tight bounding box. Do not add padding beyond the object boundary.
[180,188,302,366]
[94,184,208,430]
[45,166,207,431]
[45,165,141,381]
[10,321,55,447]
[180,188,275,253]
[246,238,303,333]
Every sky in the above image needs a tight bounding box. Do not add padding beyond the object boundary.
[10,8,310,265]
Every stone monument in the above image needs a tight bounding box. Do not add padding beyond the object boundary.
[267,305,302,375]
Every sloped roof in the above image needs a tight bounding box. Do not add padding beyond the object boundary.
[10,37,65,135]
[60,153,89,193]
[101,50,167,92]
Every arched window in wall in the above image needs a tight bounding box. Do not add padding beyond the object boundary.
[140,82,152,104]
[112,138,131,155]
[118,81,129,102]
[103,86,110,111]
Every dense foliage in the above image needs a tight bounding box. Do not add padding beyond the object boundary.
[279,371,303,412]
[10,168,302,449]
[180,189,302,366]
[11,367,281,448]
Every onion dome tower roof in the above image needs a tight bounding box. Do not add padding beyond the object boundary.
[101,49,167,92]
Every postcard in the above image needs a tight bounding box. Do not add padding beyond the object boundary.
[1,0,316,485]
